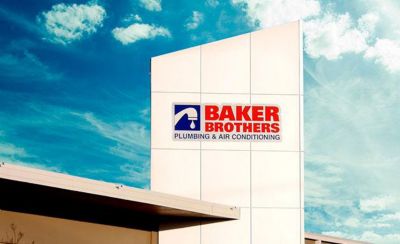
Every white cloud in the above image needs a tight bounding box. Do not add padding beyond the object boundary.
[300,1,400,73]
[297,0,400,239]
[323,230,400,244]
[0,158,63,173]
[0,140,62,173]
[40,3,106,45]
[304,13,375,60]
[118,163,150,188]
[322,231,349,238]
[378,212,400,222]
[358,12,380,33]
[304,42,400,238]
[361,0,400,38]
[139,0,162,12]
[0,143,26,157]
[78,113,150,187]
[360,196,396,213]
[360,231,400,244]
[206,0,220,8]
[112,23,171,45]
[231,0,399,73]
[139,107,150,122]
[81,113,149,149]
[110,144,144,161]
[344,217,360,227]
[365,38,400,73]
[134,15,142,22]
[185,11,204,30]
[231,0,320,27]
[123,14,142,23]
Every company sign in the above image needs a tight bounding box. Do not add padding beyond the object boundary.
[173,104,281,141]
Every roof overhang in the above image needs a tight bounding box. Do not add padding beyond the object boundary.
[0,163,239,231]
[305,232,371,244]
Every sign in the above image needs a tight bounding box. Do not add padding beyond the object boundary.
[173,104,281,141]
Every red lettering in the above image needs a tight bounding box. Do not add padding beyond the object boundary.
[204,105,280,129]
[205,122,214,132]
[234,122,242,132]
[224,123,234,132]
[219,106,235,121]
[205,105,219,120]
[271,123,280,133]
[242,123,252,132]
[265,106,279,121]
[214,122,223,132]
[252,106,263,121]
[236,106,251,121]
[261,123,271,133]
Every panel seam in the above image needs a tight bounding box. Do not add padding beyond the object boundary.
[299,20,303,244]
[249,32,253,244]
[199,44,203,244]
[152,91,300,96]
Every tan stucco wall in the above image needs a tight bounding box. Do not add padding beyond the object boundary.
[0,210,154,244]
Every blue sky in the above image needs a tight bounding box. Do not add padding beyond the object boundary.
[1,0,400,243]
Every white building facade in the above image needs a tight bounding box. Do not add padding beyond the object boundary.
[151,21,304,244]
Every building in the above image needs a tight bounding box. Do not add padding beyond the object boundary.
[0,22,368,244]
[0,163,367,244]
[151,20,303,244]
[0,163,238,244]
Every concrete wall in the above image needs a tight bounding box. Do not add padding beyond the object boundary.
[151,21,304,244]
[0,210,156,244]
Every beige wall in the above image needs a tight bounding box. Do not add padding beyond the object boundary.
[0,210,155,244]
[151,21,304,244]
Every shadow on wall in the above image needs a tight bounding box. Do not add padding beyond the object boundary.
[0,224,35,244]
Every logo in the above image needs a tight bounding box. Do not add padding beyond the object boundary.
[174,104,201,131]
[173,104,281,142]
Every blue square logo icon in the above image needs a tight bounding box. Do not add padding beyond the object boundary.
[174,104,201,131]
